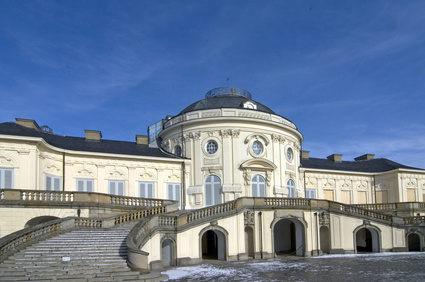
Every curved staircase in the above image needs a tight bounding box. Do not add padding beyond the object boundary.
[0,222,166,281]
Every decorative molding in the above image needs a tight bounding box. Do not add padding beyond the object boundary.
[243,169,252,185]
[0,155,15,167]
[319,212,330,226]
[220,129,240,138]
[222,184,242,193]
[108,170,125,180]
[187,186,203,194]
[167,174,181,181]
[45,164,61,175]
[274,185,288,195]
[238,112,270,120]
[139,172,154,180]
[244,133,270,146]
[76,168,94,178]
[183,131,201,141]
[244,211,255,225]
[204,158,220,165]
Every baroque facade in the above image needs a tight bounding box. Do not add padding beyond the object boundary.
[1,87,425,271]
[0,87,424,238]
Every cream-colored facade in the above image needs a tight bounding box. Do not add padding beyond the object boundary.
[1,87,425,268]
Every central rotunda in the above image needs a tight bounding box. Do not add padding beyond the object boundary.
[158,87,303,209]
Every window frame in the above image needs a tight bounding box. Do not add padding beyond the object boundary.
[251,174,266,197]
[205,175,222,206]
[305,188,316,199]
[0,168,14,189]
[139,181,155,198]
[76,179,94,192]
[287,179,296,198]
[45,174,62,191]
[108,180,125,196]
[167,183,182,209]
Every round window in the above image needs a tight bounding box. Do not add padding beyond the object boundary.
[252,141,263,155]
[286,147,294,161]
[206,140,218,154]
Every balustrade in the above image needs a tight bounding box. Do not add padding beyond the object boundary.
[21,191,74,202]
[187,200,237,223]
[265,198,309,207]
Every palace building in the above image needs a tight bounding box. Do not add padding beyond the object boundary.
[1,87,425,276]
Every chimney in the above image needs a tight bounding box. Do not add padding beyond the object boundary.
[136,135,149,145]
[16,118,40,130]
[84,130,102,141]
[327,154,343,162]
[355,154,375,161]
[301,150,310,159]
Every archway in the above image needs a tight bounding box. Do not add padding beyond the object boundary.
[161,238,174,266]
[355,227,380,253]
[25,216,59,228]
[201,230,226,260]
[245,226,255,258]
[320,226,330,254]
[273,218,305,256]
[407,233,421,252]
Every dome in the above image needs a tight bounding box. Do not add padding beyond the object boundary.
[178,87,276,115]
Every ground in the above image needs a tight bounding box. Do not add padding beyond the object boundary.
[163,252,425,281]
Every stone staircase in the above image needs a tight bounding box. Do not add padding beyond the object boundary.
[0,222,166,281]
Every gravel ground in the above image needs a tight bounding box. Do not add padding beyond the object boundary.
[163,252,425,281]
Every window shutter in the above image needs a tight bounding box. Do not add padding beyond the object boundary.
[54,178,61,191]
[86,180,93,192]
[175,184,181,208]
[167,184,174,200]
[147,183,154,198]
[139,183,146,198]
[46,176,52,190]
[205,177,212,206]
[109,181,116,195]
[77,180,84,192]
[118,182,124,196]
[4,169,12,188]
[214,179,221,205]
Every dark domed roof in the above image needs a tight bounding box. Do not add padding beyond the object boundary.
[179,87,276,115]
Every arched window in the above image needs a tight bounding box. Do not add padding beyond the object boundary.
[205,175,222,206]
[287,179,295,198]
[251,175,266,197]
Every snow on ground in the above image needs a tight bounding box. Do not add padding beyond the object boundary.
[163,252,425,281]
[163,264,239,280]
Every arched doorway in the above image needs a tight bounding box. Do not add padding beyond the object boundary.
[201,230,226,260]
[407,233,421,252]
[273,218,305,256]
[161,238,174,266]
[355,227,380,253]
[320,226,330,254]
[25,216,59,228]
[245,226,255,258]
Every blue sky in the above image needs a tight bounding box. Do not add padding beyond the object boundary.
[0,1,424,168]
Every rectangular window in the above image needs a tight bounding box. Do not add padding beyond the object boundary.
[109,180,125,196]
[0,168,14,188]
[305,189,316,199]
[46,175,62,191]
[167,183,181,209]
[139,182,154,198]
[76,179,94,192]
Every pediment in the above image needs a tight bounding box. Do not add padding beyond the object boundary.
[239,158,277,171]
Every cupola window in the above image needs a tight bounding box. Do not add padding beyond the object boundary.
[252,141,263,155]
[206,140,218,154]
[286,147,294,161]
